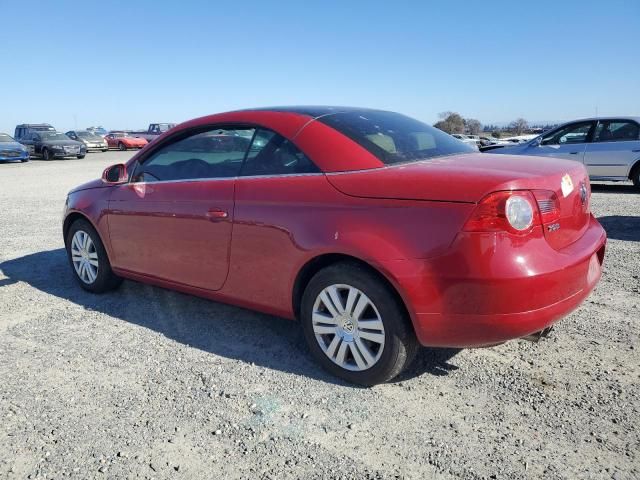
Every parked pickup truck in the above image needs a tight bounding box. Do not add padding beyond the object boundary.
[129,123,176,142]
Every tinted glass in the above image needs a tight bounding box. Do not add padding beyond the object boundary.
[541,122,594,145]
[594,120,640,142]
[76,131,98,139]
[133,127,255,182]
[40,132,72,141]
[317,111,474,165]
[241,129,319,176]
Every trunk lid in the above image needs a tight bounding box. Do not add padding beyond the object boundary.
[326,152,590,249]
[539,170,591,250]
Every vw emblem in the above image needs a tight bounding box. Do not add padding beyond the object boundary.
[579,182,587,205]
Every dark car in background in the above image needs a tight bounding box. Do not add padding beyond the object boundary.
[19,131,86,160]
[14,123,55,142]
[66,130,109,152]
[130,123,176,142]
[0,133,30,162]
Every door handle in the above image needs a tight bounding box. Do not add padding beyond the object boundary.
[569,151,579,154]
[206,208,228,221]
[632,149,640,152]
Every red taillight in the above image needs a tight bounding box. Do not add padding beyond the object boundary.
[532,190,561,224]
[464,189,562,235]
[463,191,537,235]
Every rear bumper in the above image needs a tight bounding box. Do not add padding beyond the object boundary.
[381,215,606,347]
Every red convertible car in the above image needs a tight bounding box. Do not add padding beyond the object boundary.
[63,107,606,385]
[105,131,148,151]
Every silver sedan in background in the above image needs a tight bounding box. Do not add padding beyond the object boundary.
[65,130,108,152]
[486,117,640,189]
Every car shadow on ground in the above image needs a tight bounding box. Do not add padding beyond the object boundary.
[0,249,460,386]
[597,215,640,242]
[591,183,637,194]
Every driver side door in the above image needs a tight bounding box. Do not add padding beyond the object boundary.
[529,121,596,162]
[107,125,255,291]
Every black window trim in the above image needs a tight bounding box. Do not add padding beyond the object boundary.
[128,122,320,183]
[593,119,640,144]
[541,120,597,146]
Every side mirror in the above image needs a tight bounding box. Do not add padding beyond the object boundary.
[102,163,128,184]
[529,137,541,148]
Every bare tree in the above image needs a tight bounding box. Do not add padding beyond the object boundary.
[510,118,529,135]
[464,118,482,136]
[433,112,465,134]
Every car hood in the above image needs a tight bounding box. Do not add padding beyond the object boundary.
[0,141,27,150]
[484,143,531,154]
[326,153,586,203]
[43,139,84,147]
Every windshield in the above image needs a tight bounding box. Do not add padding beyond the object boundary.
[76,131,101,140]
[318,111,474,165]
[158,124,175,132]
[0,134,16,142]
[113,132,130,138]
[40,132,72,141]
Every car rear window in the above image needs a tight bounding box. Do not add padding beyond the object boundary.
[317,111,474,165]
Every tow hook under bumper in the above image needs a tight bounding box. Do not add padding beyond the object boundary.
[521,326,554,343]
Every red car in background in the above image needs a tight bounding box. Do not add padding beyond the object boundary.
[105,131,148,151]
[62,107,606,385]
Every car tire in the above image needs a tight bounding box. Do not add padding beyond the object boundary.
[77,155,86,159]
[300,262,418,386]
[102,149,108,152]
[118,142,127,151]
[42,148,51,160]
[66,219,123,293]
[631,164,640,190]
[20,158,29,163]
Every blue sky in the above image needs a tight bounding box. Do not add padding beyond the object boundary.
[1,0,638,134]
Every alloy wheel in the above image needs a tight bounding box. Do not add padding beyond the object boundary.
[312,284,385,371]
[70,230,99,284]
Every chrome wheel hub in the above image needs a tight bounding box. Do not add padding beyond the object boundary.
[70,230,99,284]
[312,284,385,372]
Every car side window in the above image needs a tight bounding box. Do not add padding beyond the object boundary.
[541,122,595,146]
[594,120,640,143]
[132,127,255,183]
[241,129,319,176]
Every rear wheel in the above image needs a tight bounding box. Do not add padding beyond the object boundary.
[631,164,640,190]
[42,148,51,160]
[301,262,418,386]
[118,142,127,151]
[101,149,108,152]
[66,219,122,293]
[77,155,86,159]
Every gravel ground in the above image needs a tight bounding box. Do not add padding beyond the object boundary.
[0,153,638,480]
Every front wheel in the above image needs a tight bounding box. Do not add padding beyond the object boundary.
[301,262,418,386]
[66,219,122,293]
[77,154,86,159]
[42,148,51,160]
[118,142,127,151]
